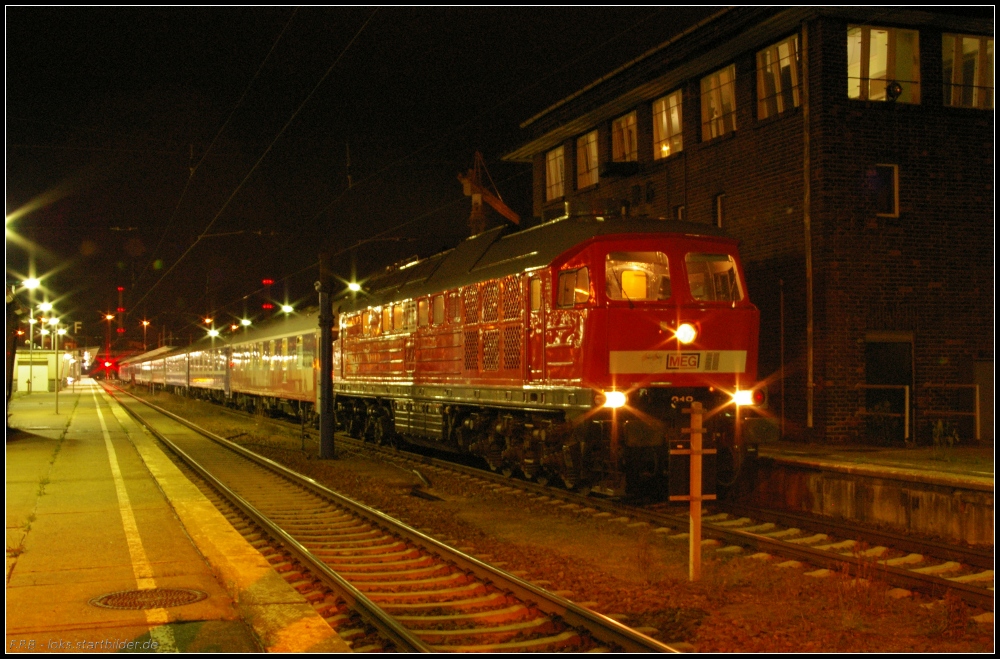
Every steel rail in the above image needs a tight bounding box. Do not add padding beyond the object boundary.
[108,384,677,653]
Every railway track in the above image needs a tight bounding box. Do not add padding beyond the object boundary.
[105,384,676,653]
[119,386,994,614]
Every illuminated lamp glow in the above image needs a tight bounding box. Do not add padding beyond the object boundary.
[241,319,252,326]
[675,323,697,344]
[207,329,220,338]
[57,328,66,335]
[105,314,115,321]
[23,278,40,289]
[281,304,293,313]
[348,282,362,292]
[600,390,627,409]
[48,317,59,326]
[142,320,150,327]
[38,302,52,312]
[104,361,111,367]
[204,317,213,324]
[732,389,754,406]
[230,324,239,331]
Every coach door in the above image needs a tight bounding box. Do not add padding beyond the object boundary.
[527,275,546,382]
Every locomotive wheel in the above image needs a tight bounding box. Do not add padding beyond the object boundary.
[373,412,395,448]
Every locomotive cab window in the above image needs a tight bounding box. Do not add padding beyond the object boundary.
[685,253,743,302]
[557,267,590,307]
[606,251,671,301]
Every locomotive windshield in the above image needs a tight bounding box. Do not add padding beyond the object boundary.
[605,251,671,301]
[685,253,743,301]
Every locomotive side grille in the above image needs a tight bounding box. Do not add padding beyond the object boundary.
[503,326,522,370]
[482,281,500,322]
[463,286,479,323]
[483,329,501,371]
[501,274,521,320]
[464,329,479,371]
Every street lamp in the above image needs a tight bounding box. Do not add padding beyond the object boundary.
[105,314,115,366]
[142,320,150,351]
[23,279,40,394]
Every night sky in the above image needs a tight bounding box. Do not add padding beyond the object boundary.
[7,6,719,347]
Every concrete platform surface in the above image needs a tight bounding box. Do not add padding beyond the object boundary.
[6,380,350,653]
[758,442,993,490]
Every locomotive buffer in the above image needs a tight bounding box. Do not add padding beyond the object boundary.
[669,401,717,581]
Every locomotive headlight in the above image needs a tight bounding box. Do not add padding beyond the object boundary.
[599,390,627,409]
[732,389,754,406]
[675,323,697,344]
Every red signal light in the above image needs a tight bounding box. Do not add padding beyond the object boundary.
[117,287,124,292]
[262,279,274,286]
[117,307,125,312]
[262,303,274,310]
[116,328,125,333]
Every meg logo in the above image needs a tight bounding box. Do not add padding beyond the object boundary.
[666,353,700,370]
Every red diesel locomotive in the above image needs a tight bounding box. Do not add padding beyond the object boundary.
[333,215,761,495]
[122,215,763,496]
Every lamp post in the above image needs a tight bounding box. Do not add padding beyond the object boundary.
[142,320,150,351]
[105,314,115,365]
[23,279,39,393]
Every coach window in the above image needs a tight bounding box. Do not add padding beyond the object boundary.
[685,253,743,302]
[701,64,737,140]
[847,26,920,103]
[418,298,430,326]
[545,146,565,201]
[612,111,638,162]
[943,34,994,109]
[757,34,801,119]
[653,91,683,158]
[606,252,671,301]
[381,307,391,333]
[557,267,590,307]
[433,295,445,324]
[392,304,403,331]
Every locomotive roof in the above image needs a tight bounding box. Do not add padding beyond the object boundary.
[338,215,730,311]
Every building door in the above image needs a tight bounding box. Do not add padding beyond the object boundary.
[18,363,49,393]
[864,334,913,444]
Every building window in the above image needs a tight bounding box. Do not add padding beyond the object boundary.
[715,193,726,228]
[576,130,599,189]
[611,111,638,162]
[872,164,899,217]
[675,205,685,221]
[545,146,565,201]
[757,35,801,119]
[847,25,920,103]
[700,65,737,141]
[653,91,683,158]
[943,34,994,109]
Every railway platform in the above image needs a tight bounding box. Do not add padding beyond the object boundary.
[751,441,994,547]
[5,379,350,653]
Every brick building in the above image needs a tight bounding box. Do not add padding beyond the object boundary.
[504,7,993,444]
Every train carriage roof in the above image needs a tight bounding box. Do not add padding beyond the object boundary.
[339,215,730,311]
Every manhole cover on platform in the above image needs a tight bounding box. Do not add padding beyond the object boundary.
[89,588,208,610]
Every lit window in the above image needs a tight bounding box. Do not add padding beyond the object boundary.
[685,253,743,302]
[715,194,726,228]
[943,34,994,109]
[545,146,565,201]
[557,267,590,307]
[392,304,403,331]
[653,91,683,158]
[606,252,671,301]
[576,130,599,188]
[418,299,429,326]
[847,25,920,103]
[757,35,801,119]
[700,65,737,141]
[530,278,542,312]
[382,307,391,333]
[612,112,638,162]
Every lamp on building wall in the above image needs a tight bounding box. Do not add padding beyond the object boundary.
[885,80,903,102]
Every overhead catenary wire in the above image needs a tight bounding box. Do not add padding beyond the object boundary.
[133,8,379,313]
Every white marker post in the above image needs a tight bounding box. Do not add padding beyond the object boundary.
[669,402,717,581]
